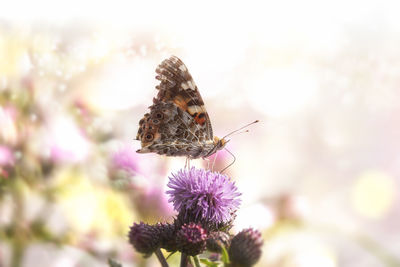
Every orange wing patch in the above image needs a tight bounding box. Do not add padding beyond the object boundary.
[172,95,188,111]
[194,113,206,126]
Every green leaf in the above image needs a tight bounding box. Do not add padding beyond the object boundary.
[200,258,220,267]
[221,246,230,264]
[108,258,123,267]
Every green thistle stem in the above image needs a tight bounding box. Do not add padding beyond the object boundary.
[180,253,188,267]
[154,249,169,267]
[193,255,201,267]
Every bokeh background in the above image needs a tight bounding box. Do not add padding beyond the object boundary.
[1,1,400,266]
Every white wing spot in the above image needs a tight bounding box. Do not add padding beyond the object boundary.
[181,82,189,90]
[179,64,187,72]
[188,80,195,90]
[187,105,205,115]
[170,57,179,63]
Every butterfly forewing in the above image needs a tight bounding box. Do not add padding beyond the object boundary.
[136,56,223,158]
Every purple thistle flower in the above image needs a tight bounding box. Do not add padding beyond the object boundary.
[167,167,241,225]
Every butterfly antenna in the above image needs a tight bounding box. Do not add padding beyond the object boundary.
[222,120,259,140]
[185,157,191,170]
[220,147,236,173]
[226,129,251,139]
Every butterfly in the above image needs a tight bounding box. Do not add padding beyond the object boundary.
[135,56,228,159]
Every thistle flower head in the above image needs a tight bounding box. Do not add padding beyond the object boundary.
[128,222,160,257]
[156,222,179,252]
[177,223,208,256]
[228,228,263,267]
[167,167,241,225]
[206,231,232,253]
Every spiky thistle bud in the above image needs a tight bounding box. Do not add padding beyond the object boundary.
[156,222,179,252]
[228,228,263,267]
[128,222,160,257]
[206,231,232,253]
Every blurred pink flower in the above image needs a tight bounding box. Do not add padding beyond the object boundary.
[111,146,139,174]
[0,145,14,178]
[0,146,14,166]
[47,116,90,163]
[134,186,174,219]
[110,145,169,180]
[109,145,173,218]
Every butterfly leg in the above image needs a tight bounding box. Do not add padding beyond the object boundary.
[220,148,236,173]
[204,157,211,171]
[211,152,218,172]
[184,157,191,170]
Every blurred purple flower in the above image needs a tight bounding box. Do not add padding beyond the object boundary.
[134,186,175,219]
[110,146,174,218]
[167,167,241,224]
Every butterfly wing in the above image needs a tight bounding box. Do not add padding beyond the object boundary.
[154,56,213,139]
[136,56,215,158]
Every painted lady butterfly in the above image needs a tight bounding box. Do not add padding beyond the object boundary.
[136,56,227,159]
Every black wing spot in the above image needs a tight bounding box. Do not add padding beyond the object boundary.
[145,133,154,141]
[155,112,164,120]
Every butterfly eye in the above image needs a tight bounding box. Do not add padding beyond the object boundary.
[145,133,154,141]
